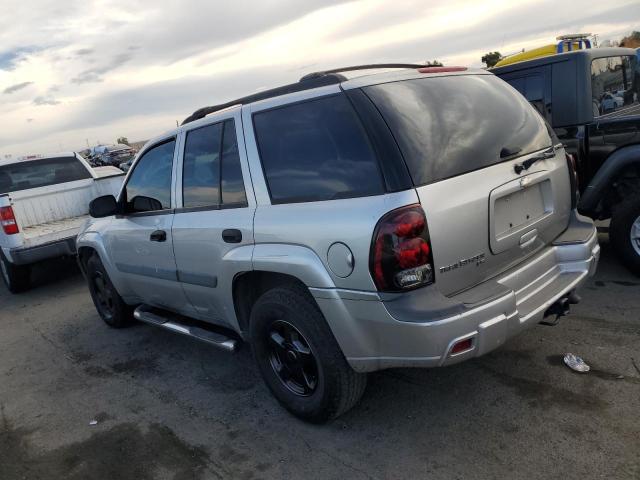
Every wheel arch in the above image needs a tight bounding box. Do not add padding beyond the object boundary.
[579,144,640,218]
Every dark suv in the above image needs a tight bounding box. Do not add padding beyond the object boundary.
[492,47,640,274]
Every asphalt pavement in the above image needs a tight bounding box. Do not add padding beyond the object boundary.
[1,233,639,479]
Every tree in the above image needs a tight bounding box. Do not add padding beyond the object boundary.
[620,31,640,48]
[116,136,130,146]
[481,51,502,68]
[424,59,443,66]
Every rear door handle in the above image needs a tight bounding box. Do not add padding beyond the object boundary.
[150,230,167,242]
[222,229,242,243]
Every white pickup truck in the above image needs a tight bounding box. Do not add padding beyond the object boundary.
[0,152,124,292]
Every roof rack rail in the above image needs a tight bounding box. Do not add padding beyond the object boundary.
[299,63,424,81]
[181,73,345,125]
[181,63,425,125]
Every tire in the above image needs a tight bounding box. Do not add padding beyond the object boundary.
[0,250,30,293]
[610,195,640,277]
[85,254,132,327]
[249,284,367,423]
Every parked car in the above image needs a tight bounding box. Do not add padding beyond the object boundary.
[0,153,124,292]
[77,65,599,422]
[119,158,133,172]
[95,144,136,167]
[492,47,640,275]
[600,92,624,113]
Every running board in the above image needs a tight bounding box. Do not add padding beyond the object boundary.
[133,305,239,352]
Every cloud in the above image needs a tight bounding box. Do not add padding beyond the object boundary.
[33,95,60,106]
[0,0,638,157]
[3,81,33,94]
[71,51,133,84]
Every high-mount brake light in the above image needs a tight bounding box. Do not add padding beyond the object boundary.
[0,205,19,235]
[370,205,435,292]
[418,66,467,74]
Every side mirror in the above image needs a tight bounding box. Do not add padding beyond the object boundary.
[131,195,163,212]
[89,195,118,218]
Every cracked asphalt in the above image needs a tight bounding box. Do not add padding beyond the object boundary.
[1,233,639,479]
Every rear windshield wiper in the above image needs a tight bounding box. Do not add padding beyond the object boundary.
[513,146,556,174]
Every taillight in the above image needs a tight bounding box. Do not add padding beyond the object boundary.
[565,152,579,209]
[0,205,19,235]
[418,66,467,73]
[370,204,434,292]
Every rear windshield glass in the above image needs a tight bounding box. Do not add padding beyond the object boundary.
[364,74,551,185]
[0,156,91,193]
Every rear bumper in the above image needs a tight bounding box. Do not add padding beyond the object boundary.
[2,237,77,266]
[311,217,599,373]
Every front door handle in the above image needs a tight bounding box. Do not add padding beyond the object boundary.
[150,230,167,242]
[222,229,242,243]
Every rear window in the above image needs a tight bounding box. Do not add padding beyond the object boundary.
[591,55,639,118]
[0,156,91,193]
[364,74,551,186]
[253,94,384,204]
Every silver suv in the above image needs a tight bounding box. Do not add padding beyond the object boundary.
[78,64,600,422]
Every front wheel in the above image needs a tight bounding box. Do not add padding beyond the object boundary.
[610,195,640,276]
[85,254,132,327]
[0,250,30,293]
[249,284,367,423]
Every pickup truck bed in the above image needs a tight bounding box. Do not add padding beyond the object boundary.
[1,154,124,292]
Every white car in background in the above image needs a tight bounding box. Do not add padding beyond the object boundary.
[0,152,124,292]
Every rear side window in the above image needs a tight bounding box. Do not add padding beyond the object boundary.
[364,74,551,186]
[591,55,639,117]
[124,140,175,212]
[253,94,384,204]
[0,156,91,193]
[182,120,247,208]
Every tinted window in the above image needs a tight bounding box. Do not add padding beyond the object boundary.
[591,55,639,117]
[183,123,223,208]
[364,74,551,185]
[0,156,91,193]
[125,140,175,212]
[253,94,384,204]
[221,121,247,205]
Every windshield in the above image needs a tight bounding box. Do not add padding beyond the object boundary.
[0,156,92,193]
[363,74,551,185]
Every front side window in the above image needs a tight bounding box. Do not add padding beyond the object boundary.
[253,94,384,204]
[182,120,247,208]
[124,140,175,213]
[591,55,639,117]
[0,156,91,193]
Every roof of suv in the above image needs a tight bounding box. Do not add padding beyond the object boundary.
[181,64,486,125]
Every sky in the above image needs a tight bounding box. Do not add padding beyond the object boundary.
[0,0,638,157]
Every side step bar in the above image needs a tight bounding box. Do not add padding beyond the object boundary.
[133,305,239,352]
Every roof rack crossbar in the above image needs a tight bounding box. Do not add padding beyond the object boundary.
[299,63,425,81]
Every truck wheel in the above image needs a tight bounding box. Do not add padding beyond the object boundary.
[610,195,640,276]
[249,284,367,423]
[86,254,132,327]
[0,251,30,293]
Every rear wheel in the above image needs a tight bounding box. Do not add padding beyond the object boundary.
[610,195,640,276]
[0,250,30,293]
[249,284,367,423]
[86,254,132,327]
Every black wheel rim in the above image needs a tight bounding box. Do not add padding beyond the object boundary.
[92,271,114,320]
[267,320,319,397]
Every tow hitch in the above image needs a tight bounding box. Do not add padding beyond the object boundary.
[540,291,580,326]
